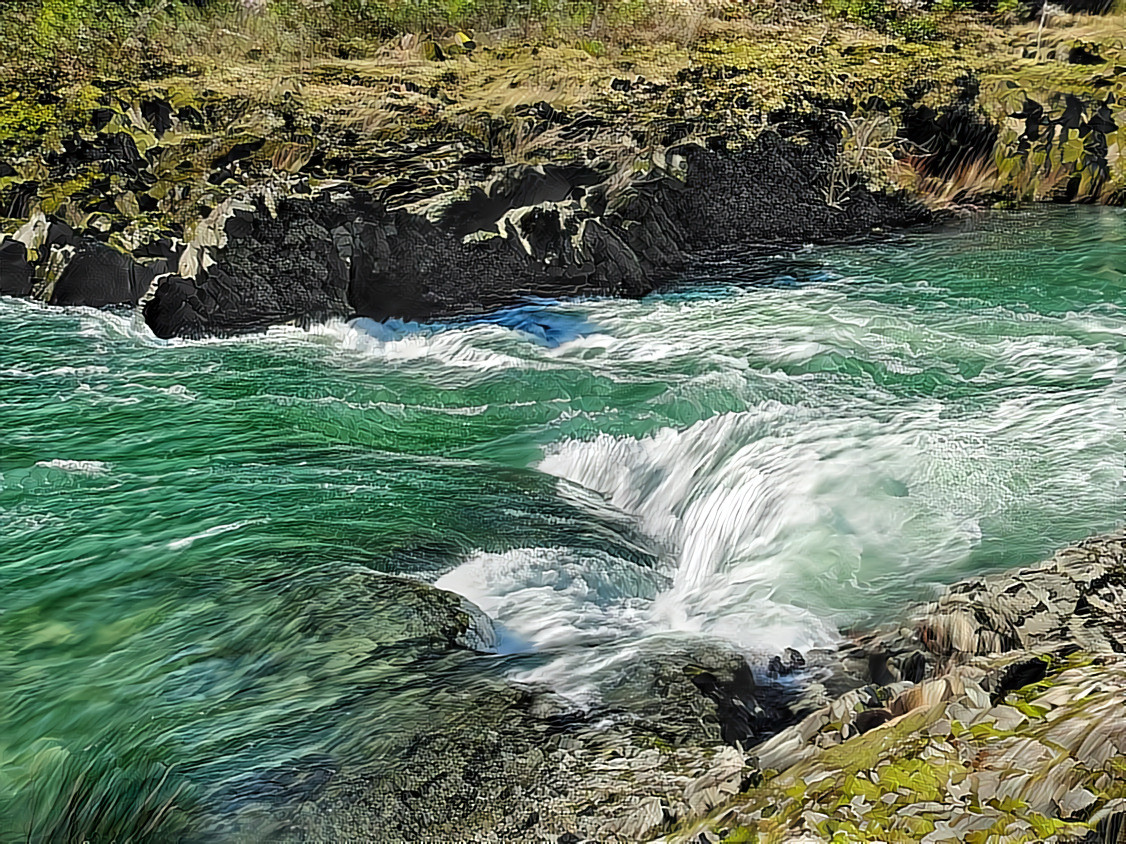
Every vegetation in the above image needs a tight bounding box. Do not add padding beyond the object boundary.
[672,654,1126,843]
[3,0,1126,237]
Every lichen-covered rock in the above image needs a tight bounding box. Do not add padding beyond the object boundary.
[666,529,1126,844]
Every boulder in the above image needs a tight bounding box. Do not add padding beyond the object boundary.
[0,238,34,297]
[598,639,799,746]
[145,195,354,338]
[49,240,156,308]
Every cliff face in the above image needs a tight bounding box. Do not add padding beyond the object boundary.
[0,111,927,338]
[2,3,1126,337]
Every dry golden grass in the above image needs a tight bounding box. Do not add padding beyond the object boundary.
[902,155,1003,210]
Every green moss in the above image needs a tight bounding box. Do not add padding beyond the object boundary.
[1027,812,1093,838]
[0,91,58,150]
[633,733,675,752]
[720,826,756,843]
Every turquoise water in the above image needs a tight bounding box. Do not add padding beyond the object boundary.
[1,206,1123,839]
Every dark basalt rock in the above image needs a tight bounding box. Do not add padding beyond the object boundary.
[127,134,929,339]
[140,98,175,137]
[495,199,649,296]
[146,197,353,338]
[987,655,1049,705]
[652,137,929,249]
[132,236,184,264]
[0,238,34,297]
[767,647,806,678]
[688,660,795,746]
[142,274,210,336]
[851,707,893,734]
[43,220,83,251]
[344,204,558,322]
[46,132,144,180]
[49,240,157,308]
[145,185,664,338]
[429,163,607,237]
[597,640,803,747]
[1068,43,1105,65]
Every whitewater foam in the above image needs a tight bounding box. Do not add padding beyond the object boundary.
[33,459,113,476]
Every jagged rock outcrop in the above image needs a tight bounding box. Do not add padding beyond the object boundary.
[644,135,931,250]
[669,529,1126,844]
[144,196,355,338]
[49,238,159,308]
[420,162,608,237]
[5,129,932,339]
[0,237,33,296]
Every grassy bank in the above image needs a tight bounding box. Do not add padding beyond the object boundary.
[2,0,1126,241]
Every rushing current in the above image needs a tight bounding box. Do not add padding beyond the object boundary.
[1,206,1124,839]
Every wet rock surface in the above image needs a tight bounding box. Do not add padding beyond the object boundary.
[671,529,1126,844]
[258,530,1126,843]
[0,237,33,296]
[49,238,158,308]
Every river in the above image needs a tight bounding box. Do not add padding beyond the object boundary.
[1,206,1123,840]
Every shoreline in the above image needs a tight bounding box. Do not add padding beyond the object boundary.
[4,3,1126,338]
[259,527,1126,843]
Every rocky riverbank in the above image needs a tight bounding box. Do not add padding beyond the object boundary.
[675,528,1126,844]
[4,1,1126,337]
[2,126,927,339]
[224,529,1126,843]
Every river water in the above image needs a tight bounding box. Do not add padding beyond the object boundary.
[1,206,1123,839]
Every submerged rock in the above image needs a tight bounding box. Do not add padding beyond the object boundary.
[271,633,809,843]
[146,194,354,338]
[205,526,1126,844]
[598,639,801,747]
